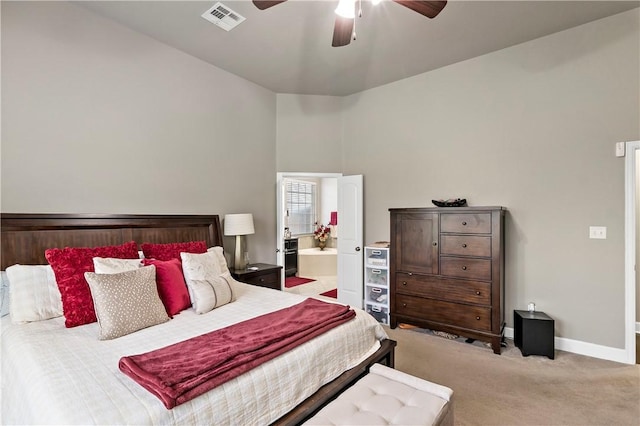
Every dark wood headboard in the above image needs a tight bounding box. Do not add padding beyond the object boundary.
[0,214,223,270]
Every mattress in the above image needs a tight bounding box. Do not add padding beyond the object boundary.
[1,282,387,425]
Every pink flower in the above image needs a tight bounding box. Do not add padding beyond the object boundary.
[313,224,330,242]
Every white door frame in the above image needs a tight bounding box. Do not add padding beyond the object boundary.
[624,140,639,364]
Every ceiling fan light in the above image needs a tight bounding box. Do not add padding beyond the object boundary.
[335,0,355,19]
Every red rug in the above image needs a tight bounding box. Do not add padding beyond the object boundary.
[320,289,337,298]
[285,276,316,288]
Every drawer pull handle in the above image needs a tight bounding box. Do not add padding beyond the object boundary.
[476,291,481,295]
[476,316,480,320]
[402,281,407,286]
[260,278,265,282]
[402,303,407,308]
[462,243,467,248]
[372,269,382,274]
[462,221,467,226]
[462,266,467,270]
[408,272,413,276]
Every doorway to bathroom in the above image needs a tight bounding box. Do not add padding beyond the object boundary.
[276,173,364,307]
[280,174,338,298]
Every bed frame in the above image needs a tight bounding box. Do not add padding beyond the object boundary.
[0,213,396,425]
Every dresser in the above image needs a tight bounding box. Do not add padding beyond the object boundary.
[389,207,506,354]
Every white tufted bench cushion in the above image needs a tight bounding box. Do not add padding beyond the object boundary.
[304,364,453,426]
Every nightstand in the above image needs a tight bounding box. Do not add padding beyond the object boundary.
[231,263,282,290]
[514,310,555,359]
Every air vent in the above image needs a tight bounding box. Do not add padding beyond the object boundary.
[201,2,246,31]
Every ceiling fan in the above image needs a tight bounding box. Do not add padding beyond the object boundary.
[252,0,447,47]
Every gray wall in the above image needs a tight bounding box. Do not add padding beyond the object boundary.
[1,1,278,265]
[339,9,638,348]
[276,94,344,173]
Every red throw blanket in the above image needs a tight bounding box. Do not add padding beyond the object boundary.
[119,298,355,409]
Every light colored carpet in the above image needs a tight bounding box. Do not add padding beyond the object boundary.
[384,325,640,425]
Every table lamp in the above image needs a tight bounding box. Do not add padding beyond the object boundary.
[224,213,255,270]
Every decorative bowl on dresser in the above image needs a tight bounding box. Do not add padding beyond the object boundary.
[389,206,506,354]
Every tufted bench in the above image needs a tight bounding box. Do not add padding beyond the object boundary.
[304,364,453,426]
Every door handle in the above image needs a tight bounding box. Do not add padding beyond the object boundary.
[275,248,280,253]
[355,247,361,251]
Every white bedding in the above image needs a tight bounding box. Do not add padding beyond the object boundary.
[1,282,387,425]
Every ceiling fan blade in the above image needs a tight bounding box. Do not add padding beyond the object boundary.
[393,0,447,19]
[252,0,287,10]
[332,16,354,47]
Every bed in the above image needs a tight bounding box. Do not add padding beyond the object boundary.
[0,213,396,425]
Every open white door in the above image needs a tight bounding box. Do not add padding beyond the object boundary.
[337,175,363,308]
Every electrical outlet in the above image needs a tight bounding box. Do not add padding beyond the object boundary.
[615,142,625,157]
[589,226,607,239]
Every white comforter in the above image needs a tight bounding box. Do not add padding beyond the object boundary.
[0,282,387,425]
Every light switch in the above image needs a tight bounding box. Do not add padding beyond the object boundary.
[589,226,607,239]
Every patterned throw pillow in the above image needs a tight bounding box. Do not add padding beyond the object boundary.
[45,241,139,328]
[84,266,169,340]
[186,275,234,314]
[140,241,207,261]
[180,251,235,314]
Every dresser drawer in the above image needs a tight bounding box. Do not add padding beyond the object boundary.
[395,294,492,332]
[395,273,490,305]
[441,213,491,234]
[440,235,491,257]
[440,257,491,281]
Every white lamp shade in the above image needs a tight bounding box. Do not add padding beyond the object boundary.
[224,213,255,236]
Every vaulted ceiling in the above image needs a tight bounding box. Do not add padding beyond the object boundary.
[78,1,640,96]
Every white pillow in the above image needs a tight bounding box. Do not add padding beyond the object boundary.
[185,274,235,314]
[6,264,63,324]
[1,271,10,317]
[93,257,142,274]
[181,251,234,314]
[206,246,231,274]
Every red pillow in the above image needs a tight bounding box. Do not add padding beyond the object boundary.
[45,241,139,328]
[141,241,207,261]
[142,258,191,316]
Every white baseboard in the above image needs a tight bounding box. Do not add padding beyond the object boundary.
[504,327,514,339]
[504,327,630,364]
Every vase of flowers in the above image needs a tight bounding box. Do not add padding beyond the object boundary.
[314,223,330,250]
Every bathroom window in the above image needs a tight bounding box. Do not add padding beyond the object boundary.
[285,179,316,236]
